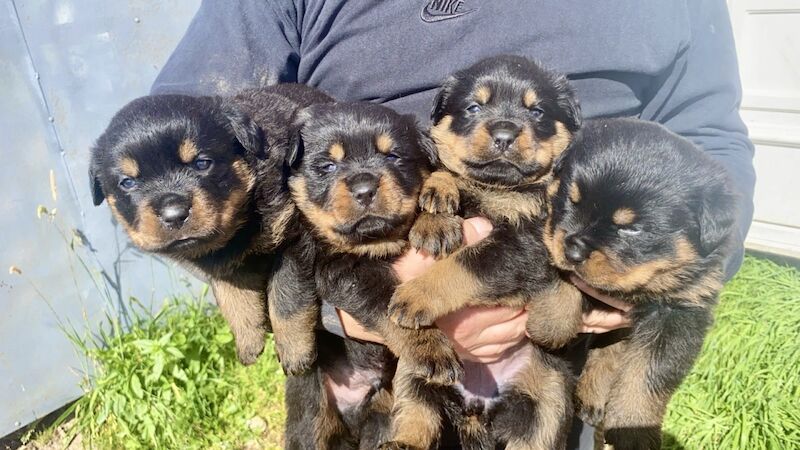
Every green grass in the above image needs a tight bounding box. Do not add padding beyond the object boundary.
[32,256,800,449]
[663,256,800,449]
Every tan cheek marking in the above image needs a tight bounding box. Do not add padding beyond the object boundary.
[329,143,345,162]
[612,208,637,226]
[329,178,357,222]
[431,116,469,176]
[375,133,394,154]
[547,178,561,198]
[523,89,538,108]
[569,182,581,203]
[119,157,139,178]
[543,122,572,160]
[474,85,491,104]
[469,122,494,160]
[178,139,199,164]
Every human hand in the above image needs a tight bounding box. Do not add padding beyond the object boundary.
[570,274,633,333]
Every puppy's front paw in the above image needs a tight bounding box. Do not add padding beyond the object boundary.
[276,342,317,376]
[273,326,317,375]
[419,171,460,214]
[409,212,463,258]
[389,282,439,329]
[235,331,266,366]
[576,400,605,428]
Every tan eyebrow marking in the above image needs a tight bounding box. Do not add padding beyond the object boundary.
[569,182,581,203]
[613,208,637,226]
[119,156,139,178]
[329,143,345,161]
[178,139,198,164]
[523,89,539,108]
[376,133,394,154]
[474,85,492,104]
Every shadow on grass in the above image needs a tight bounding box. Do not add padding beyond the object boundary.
[662,432,686,450]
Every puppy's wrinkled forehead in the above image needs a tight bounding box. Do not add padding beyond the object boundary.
[298,104,412,158]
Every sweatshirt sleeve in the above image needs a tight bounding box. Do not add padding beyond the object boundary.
[639,0,756,280]
[150,0,301,96]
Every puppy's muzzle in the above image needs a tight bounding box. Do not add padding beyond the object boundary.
[564,233,591,264]
[156,193,191,230]
[489,121,521,153]
[346,172,380,208]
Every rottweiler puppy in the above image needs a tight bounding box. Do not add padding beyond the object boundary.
[541,118,738,450]
[89,85,332,373]
[386,55,582,449]
[285,101,465,449]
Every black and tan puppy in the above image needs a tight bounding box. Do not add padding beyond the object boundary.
[386,55,582,449]
[285,101,465,449]
[541,118,737,450]
[89,85,332,373]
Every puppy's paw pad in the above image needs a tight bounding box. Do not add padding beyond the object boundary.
[409,212,463,258]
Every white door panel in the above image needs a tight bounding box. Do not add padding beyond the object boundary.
[729,0,800,258]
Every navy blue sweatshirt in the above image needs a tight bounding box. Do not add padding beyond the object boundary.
[152,0,755,277]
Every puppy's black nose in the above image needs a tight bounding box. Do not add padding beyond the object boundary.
[490,122,520,151]
[348,173,379,207]
[564,234,590,264]
[158,195,191,229]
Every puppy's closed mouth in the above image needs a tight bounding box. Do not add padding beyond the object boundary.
[159,236,209,253]
[334,215,405,240]
[463,159,542,185]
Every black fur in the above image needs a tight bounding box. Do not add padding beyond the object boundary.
[546,118,738,449]
[388,55,582,449]
[89,84,333,367]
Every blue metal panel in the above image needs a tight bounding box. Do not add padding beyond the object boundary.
[0,0,201,436]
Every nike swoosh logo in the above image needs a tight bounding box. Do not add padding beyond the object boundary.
[420,5,477,23]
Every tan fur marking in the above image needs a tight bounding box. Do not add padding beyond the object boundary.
[289,176,408,258]
[523,89,538,108]
[268,289,318,372]
[579,237,699,293]
[390,255,484,320]
[390,362,442,448]
[576,340,626,423]
[526,279,584,350]
[211,278,267,365]
[547,178,561,198]
[612,208,637,226]
[328,143,345,162]
[178,139,198,164]
[457,178,544,225]
[375,133,394,154]
[419,170,460,214]
[569,182,581,203]
[540,122,572,162]
[507,345,571,450]
[431,116,470,176]
[475,85,492,104]
[119,157,139,178]
[603,345,670,430]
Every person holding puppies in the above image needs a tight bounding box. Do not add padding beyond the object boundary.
[152,1,755,448]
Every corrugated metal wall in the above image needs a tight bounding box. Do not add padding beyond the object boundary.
[0,0,201,436]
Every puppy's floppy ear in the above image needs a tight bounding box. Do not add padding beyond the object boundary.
[431,76,457,124]
[695,182,739,257]
[220,100,264,158]
[88,149,105,206]
[553,74,582,131]
[287,108,311,169]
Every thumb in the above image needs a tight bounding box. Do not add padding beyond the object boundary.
[463,217,493,245]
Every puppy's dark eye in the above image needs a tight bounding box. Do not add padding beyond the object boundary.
[120,178,137,190]
[385,153,401,163]
[320,162,337,173]
[618,226,643,237]
[466,104,482,114]
[193,158,214,171]
[529,107,544,120]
